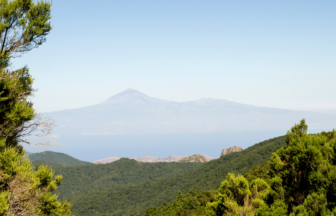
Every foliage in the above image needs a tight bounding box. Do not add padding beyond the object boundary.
[0,0,73,214]
[32,159,61,167]
[145,190,217,216]
[205,120,336,215]
[0,67,35,150]
[243,161,271,183]
[45,158,203,200]
[206,173,272,216]
[29,151,92,166]
[65,136,286,215]
[0,0,52,68]
[0,144,71,215]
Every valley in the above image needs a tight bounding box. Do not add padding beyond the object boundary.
[30,135,286,215]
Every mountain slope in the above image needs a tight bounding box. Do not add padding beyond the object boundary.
[32,160,61,168]
[29,151,91,166]
[179,154,208,162]
[67,135,286,216]
[50,158,203,200]
[46,89,336,135]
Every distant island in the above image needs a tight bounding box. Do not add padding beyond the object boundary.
[46,89,336,136]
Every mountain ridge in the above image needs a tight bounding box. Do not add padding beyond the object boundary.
[93,155,217,164]
[45,89,336,135]
[29,151,92,166]
[179,154,208,162]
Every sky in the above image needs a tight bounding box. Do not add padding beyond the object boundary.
[12,0,336,113]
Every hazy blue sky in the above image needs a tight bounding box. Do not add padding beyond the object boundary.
[12,0,336,112]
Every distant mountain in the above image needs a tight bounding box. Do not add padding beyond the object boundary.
[93,157,120,164]
[134,156,186,162]
[46,89,336,135]
[179,154,208,162]
[312,109,336,115]
[29,151,92,166]
[93,155,217,164]
[92,156,185,164]
[203,155,217,161]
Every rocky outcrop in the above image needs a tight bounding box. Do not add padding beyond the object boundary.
[221,146,243,157]
[179,154,208,162]
[93,157,120,164]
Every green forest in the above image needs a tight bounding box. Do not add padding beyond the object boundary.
[29,151,92,166]
[47,135,286,215]
[35,158,203,200]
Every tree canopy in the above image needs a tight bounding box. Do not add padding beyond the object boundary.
[0,0,72,215]
[206,119,336,215]
[0,0,52,68]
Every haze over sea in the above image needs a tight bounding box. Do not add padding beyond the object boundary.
[23,89,334,162]
[41,130,329,162]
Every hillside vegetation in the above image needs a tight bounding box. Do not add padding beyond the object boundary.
[29,151,92,166]
[67,135,286,215]
[43,158,203,200]
[32,159,62,168]
[179,154,208,162]
[143,121,336,216]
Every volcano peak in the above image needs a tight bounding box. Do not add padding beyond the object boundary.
[102,89,168,105]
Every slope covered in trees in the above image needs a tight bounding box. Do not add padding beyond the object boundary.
[29,151,91,166]
[144,120,336,216]
[37,158,203,200]
[65,135,286,215]
[32,159,61,168]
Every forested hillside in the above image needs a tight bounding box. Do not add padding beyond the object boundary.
[32,159,61,167]
[144,122,336,216]
[29,151,91,166]
[66,135,286,215]
[44,158,203,199]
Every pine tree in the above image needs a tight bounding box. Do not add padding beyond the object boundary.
[0,0,52,68]
[0,0,72,215]
[266,119,336,214]
[206,120,336,216]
